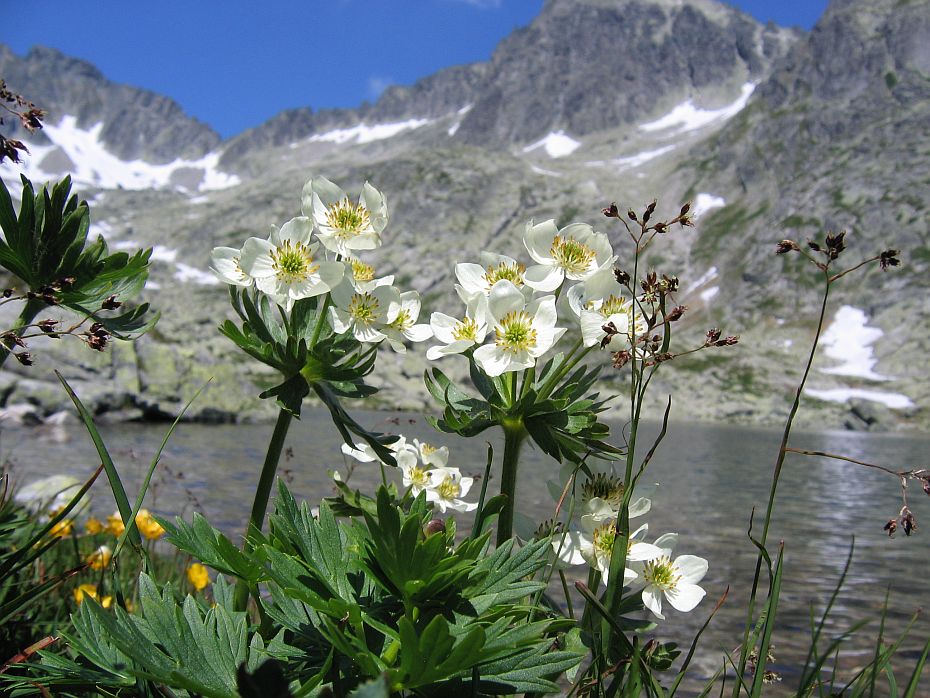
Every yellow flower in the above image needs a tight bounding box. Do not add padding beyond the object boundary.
[105,512,125,538]
[135,509,165,540]
[49,518,74,538]
[73,584,112,608]
[186,563,210,591]
[86,545,112,571]
[85,517,104,535]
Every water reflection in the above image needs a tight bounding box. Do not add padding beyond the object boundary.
[3,413,928,694]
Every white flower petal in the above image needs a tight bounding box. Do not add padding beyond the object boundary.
[523,264,564,292]
[674,555,709,584]
[474,344,512,377]
[642,586,665,620]
[665,583,706,613]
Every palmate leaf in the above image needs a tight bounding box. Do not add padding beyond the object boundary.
[397,615,486,689]
[56,574,271,698]
[158,512,265,583]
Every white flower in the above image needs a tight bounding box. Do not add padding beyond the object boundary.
[329,279,398,344]
[631,533,708,620]
[568,268,647,350]
[455,252,528,297]
[238,217,345,311]
[424,467,478,513]
[412,439,449,468]
[341,435,417,468]
[343,257,394,293]
[381,290,432,353]
[472,281,565,377]
[401,460,436,495]
[547,467,655,520]
[553,513,663,586]
[523,220,614,292]
[425,293,489,361]
[302,176,387,256]
[210,246,253,287]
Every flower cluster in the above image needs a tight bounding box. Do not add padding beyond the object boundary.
[342,435,478,513]
[547,466,707,620]
[211,176,431,353]
[426,219,647,375]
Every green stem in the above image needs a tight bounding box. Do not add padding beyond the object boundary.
[0,298,43,369]
[308,295,332,348]
[233,407,293,612]
[496,421,527,547]
[732,277,831,696]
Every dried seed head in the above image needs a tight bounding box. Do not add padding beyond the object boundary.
[667,305,687,322]
[776,240,800,254]
[825,231,846,260]
[602,203,620,218]
[679,201,691,217]
[643,200,657,223]
[884,518,897,537]
[880,249,900,271]
[807,240,822,253]
[614,268,630,286]
[706,328,722,345]
[14,351,33,366]
[612,350,631,369]
[101,295,122,310]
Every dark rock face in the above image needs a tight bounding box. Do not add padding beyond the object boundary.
[451,0,798,145]
[0,45,221,162]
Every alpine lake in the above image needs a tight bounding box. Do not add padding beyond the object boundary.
[4,409,928,695]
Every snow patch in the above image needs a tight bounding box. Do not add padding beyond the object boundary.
[174,263,219,285]
[819,306,886,380]
[805,388,914,410]
[306,118,430,146]
[639,83,755,135]
[151,245,179,263]
[530,165,562,177]
[685,266,718,295]
[522,131,582,158]
[448,105,472,136]
[700,286,719,302]
[607,145,678,171]
[0,116,239,193]
[692,193,725,218]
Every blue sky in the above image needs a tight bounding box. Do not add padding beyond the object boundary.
[5,0,828,139]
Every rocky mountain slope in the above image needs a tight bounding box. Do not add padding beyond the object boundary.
[0,0,926,432]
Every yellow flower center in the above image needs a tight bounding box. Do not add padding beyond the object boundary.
[582,474,626,508]
[348,293,379,325]
[600,295,629,318]
[407,465,431,488]
[326,197,371,239]
[350,258,375,282]
[642,555,681,590]
[592,522,615,558]
[495,311,537,353]
[452,317,478,341]
[550,235,596,275]
[271,240,319,284]
[420,443,437,456]
[436,475,462,501]
[484,261,525,287]
[390,308,412,330]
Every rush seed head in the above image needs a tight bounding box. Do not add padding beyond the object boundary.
[271,240,319,283]
[550,235,596,275]
[495,311,537,353]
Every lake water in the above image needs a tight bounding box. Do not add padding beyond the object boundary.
[3,411,928,695]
